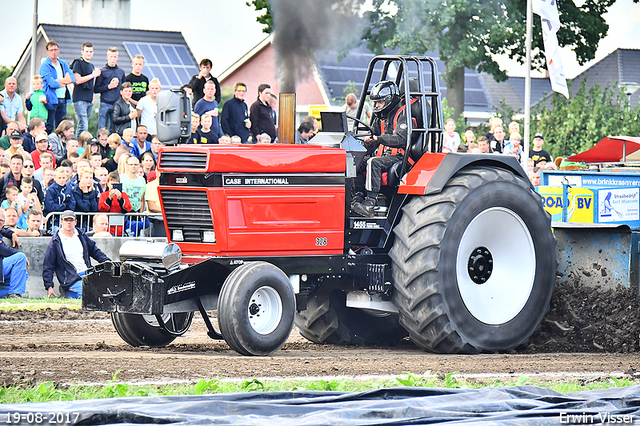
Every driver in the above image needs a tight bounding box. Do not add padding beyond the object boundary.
[352,80,410,217]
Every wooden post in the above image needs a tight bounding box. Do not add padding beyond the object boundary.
[278,93,296,144]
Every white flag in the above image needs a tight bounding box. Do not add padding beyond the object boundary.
[533,0,569,98]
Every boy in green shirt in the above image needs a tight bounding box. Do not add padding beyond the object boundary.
[25,75,49,121]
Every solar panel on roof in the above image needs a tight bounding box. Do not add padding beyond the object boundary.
[123,41,198,89]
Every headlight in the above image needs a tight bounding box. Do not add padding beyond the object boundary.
[172,229,184,242]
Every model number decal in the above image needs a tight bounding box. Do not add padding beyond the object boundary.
[167,281,196,295]
[315,237,328,246]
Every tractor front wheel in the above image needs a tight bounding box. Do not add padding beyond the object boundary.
[389,167,556,353]
[217,262,295,356]
[111,312,193,347]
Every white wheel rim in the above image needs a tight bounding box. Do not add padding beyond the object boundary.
[143,314,168,327]
[248,286,283,335]
[456,207,536,325]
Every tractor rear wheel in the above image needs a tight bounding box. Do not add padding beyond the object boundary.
[111,312,193,347]
[295,283,408,346]
[389,167,556,353]
[218,262,295,356]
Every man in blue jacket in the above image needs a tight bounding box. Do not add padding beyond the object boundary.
[94,47,125,133]
[43,210,109,298]
[39,40,75,133]
[0,209,28,298]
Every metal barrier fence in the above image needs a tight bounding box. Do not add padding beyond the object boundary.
[43,211,166,237]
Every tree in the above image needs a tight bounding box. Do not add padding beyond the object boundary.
[531,81,640,159]
[246,0,272,33]
[249,0,632,120]
[0,65,13,89]
[363,0,628,119]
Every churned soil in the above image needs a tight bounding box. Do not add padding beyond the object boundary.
[525,282,640,354]
[0,282,639,386]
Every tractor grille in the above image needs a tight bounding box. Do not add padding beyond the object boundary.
[160,189,214,243]
[159,151,208,170]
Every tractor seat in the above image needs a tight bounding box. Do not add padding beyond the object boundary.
[381,161,404,187]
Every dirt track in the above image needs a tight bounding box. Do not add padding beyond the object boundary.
[1,297,640,387]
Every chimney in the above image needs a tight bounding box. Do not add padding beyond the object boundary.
[63,0,131,28]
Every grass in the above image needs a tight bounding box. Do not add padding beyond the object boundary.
[0,301,637,404]
[0,297,81,312]
[0,372,638,404]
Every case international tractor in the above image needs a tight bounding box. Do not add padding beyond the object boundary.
[83,56,557,356]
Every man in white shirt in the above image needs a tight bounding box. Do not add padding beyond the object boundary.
[42,210,109,298]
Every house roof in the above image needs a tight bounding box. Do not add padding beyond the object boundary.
[314,43,552,120]
[569,48,640,106]
[315,44,491,113]
[14,23,199,89]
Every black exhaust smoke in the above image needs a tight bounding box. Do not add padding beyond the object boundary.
[271,0,366,93]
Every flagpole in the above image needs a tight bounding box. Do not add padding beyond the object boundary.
[523,0,533,172]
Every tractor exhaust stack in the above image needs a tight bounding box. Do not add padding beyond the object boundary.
[278,93,296,144]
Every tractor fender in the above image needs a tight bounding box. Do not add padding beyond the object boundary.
[398,153,530,195]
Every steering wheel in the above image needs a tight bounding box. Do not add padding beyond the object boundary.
[347,115,374,140]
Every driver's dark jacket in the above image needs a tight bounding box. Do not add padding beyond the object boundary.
[368,103,412,156]
[42,228,110,290]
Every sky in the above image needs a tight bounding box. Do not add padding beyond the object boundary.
[1,0,640,80]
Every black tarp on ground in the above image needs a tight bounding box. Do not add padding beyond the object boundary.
[2,385,640,425]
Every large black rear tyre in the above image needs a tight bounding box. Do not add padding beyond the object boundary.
[389,167,556,353]
[295,283,408,346]
[111,312,193,347]
[218,262,295,356]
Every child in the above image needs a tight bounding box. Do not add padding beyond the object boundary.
[72,170,99,230]
[17,177,41,230]
[90,152,103,170]
[107,132,121,160]
[197,114,219,144]
[98,171,132,236]
[25,75,49,122]
[121,128,134,150]
[96,128,111,160]
[442,118,461,153]
[464,129,475,145]
[2,186,23,228]
[188,112,200,144]
[44,167,76,217]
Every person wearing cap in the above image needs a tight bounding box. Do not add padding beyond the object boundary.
[31,134,56,170]
[0,121,20,150]
[529,133,553,167]
[42,210,110,298]
[220,82,251,144]
[4,130,30,164]
[0,208,28,299]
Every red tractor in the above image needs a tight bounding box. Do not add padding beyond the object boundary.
[83,56,556,356]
